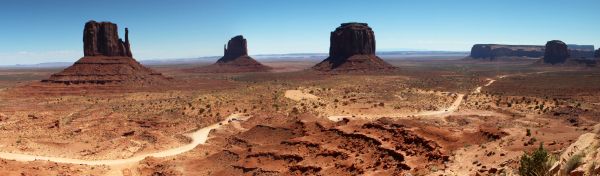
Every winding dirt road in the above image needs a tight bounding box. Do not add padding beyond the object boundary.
[322,77,501,122]
[0,114,247,166]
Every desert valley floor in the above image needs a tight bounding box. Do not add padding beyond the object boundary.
[1,59,599,176]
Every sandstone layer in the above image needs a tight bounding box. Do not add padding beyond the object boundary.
[543,40,570,64]
[313,23,395,72]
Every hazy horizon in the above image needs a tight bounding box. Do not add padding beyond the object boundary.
[1,0,599,65]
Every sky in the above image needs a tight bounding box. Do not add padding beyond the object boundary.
[0,0,599,65]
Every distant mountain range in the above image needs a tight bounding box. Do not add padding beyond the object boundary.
[0,51,469,68]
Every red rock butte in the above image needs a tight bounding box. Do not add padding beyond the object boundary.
[42,20,168,85]
[190,35,271,73]
[313,22,396,72]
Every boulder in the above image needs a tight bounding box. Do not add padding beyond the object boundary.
[543,40,570,64]
[313,22,395,71]
[83,20,132,57]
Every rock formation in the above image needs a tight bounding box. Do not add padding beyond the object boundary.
[190,35,271,73]
[543,40,570,64]
[42,20,168,84]
[313,23,395,72]
[567,44,595,59]
[217,35,249,63]
[470,44,545,59]
[83,21,132,57]
[596,48,600,58]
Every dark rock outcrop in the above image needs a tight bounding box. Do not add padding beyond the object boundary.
[470,44,545,59]
[313,23,395,71]
[83,20,132,57]
[595,49,600,58]
[42,20,167,84]
[189,35,271,73]
[543,40,570,64]
[217,35,249,63]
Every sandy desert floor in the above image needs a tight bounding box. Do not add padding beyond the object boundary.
[0,59,599,175]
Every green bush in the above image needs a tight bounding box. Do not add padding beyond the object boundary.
[564,153,583,175]
[519,143,551,176]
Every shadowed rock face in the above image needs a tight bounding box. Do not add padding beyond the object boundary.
[313,23,395,71]
[83,20,132,57]
[470,44,545,59]
[544,40,570,64]
[329,23,376,58]
[595,49,600,58]
[217,35,249,63]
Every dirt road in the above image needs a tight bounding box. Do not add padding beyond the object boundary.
[0,114,247,166]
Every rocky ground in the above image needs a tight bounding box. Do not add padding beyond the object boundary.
[0,59,599,175]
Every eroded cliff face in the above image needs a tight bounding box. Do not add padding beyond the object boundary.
[83,20,132,57]
[595,49,600,58]
[313,23,395,72]
[544,40,570,64]
[470,44,544,59]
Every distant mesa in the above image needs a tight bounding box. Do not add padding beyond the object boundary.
[543,40,570,64]
[567,44,595,59]
[470,44,545,59]
[470,42,597,62]
[313,22,396,72]
[42,20,168,85]
[189,35,271,73]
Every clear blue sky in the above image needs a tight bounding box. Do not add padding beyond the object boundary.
[1,0,599,65]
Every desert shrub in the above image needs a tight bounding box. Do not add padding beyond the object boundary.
[519,143,551,176]
[526,129,531,136]
[588,161,598,176]
[563,153,583,175]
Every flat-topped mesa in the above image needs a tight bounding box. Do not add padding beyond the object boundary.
[83,20,132,57]
[330,22,376,58]
[313,22,395,72]
[567,44,595,59]
[42,20,168,85]
[217,35,249,63]
[543,40,570,64]
[470,44,545,59]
